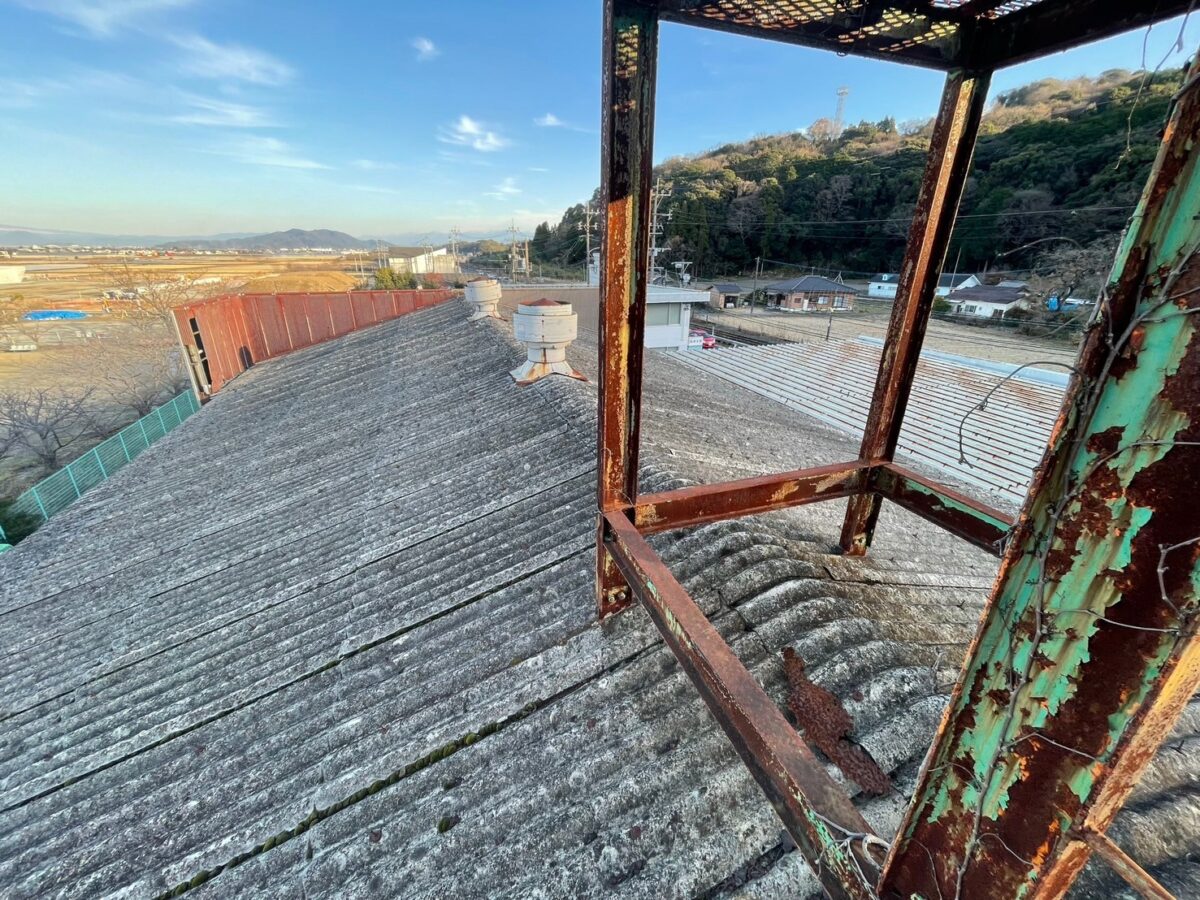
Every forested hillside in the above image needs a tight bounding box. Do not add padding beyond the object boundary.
[532,68,1182,281]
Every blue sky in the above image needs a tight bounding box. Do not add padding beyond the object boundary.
[1,1,1196,240]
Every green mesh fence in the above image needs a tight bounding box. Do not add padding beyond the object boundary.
[0,391,200,548]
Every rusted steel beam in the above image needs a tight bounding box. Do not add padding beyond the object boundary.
[602,512,881,900]
[969,0,1195,71]
[873,462,1012,556]
[881,58,1200,900]
[1077,830,1175,900]
[839,68,990,557]
[633,460,871,535]
[596,0,659,618]
[658,1,960,71]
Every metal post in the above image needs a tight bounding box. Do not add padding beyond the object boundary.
[596,0,659,617]
[31,486,49,522]
[138,417,150,448]
[117,430,131,463]
[881,59,1200,900]
[839,69,990,555]
[93,448,107,479]
[65,464,81,499]
[156,406,168,435]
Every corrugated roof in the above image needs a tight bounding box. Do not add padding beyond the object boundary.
[0,300,1194,898]
[670,338,1063,506]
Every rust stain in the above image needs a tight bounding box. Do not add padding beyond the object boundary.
[782,647,891,797]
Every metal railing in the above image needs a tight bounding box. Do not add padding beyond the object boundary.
[0,391,200,546]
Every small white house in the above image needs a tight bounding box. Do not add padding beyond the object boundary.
[868,272,979,299]
[949,285,1027,318]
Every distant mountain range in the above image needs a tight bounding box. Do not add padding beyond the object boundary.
[156,228,370,251]
[0,225,510,251]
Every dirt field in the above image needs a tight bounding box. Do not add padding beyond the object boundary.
[0,253,372,498]
[1,253,369,392]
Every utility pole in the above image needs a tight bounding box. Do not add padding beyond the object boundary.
[584,201,593,260]
[826,305,834,341]
[752,256,760,313]
[508,221,519,281]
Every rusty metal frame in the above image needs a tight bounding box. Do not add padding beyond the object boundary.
[840,68,990,556]
[596,2,1198,898]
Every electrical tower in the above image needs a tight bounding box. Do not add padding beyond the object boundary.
[448,226,462,273]
[648,179,672,285]
[834,86,850,137]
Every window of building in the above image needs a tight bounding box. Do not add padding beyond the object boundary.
[645,303,681,326]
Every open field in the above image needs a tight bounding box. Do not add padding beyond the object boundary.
[0,253,370,499]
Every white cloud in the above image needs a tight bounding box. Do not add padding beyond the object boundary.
[173,95,275,127]
[16,0,194,37]
[214,136,327,169]
[438,115,508,152]
[173,34,294,86]
[533,112,593,133]
[0,69,139,108]
[483,176,521,199]
[411,36,438,61]
[527,166,550,173]
[351,159,396,171]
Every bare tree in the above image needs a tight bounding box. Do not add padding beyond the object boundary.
[0,389,99,474]
[99,262,223,331]
[51,332,188,419]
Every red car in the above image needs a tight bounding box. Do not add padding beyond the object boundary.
[690,330,718,349]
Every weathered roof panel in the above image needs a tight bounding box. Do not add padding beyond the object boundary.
[0,298,1194,897]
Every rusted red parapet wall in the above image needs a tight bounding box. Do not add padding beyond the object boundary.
[172,289,456,396]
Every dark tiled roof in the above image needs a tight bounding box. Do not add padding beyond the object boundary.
[765,275,858,295]
[950,285,1026,304]
[709,282,743,294]
[0,298,1194,898]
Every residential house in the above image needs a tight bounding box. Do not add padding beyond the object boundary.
[948,283,1028,318]
[764,275,858,311]
[707,282,743,310]
[868,272,979,299]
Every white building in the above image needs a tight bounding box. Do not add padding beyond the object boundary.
[0,265,26,285]
[645,286,703,350]
[868,272,978,299]
[949,285,1027,318]
[385,246,455,275]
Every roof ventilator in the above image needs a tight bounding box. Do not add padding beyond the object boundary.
[510,298,588,386]
[465,277,502,321]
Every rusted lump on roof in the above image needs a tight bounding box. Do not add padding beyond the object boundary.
[782,648,891,798]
